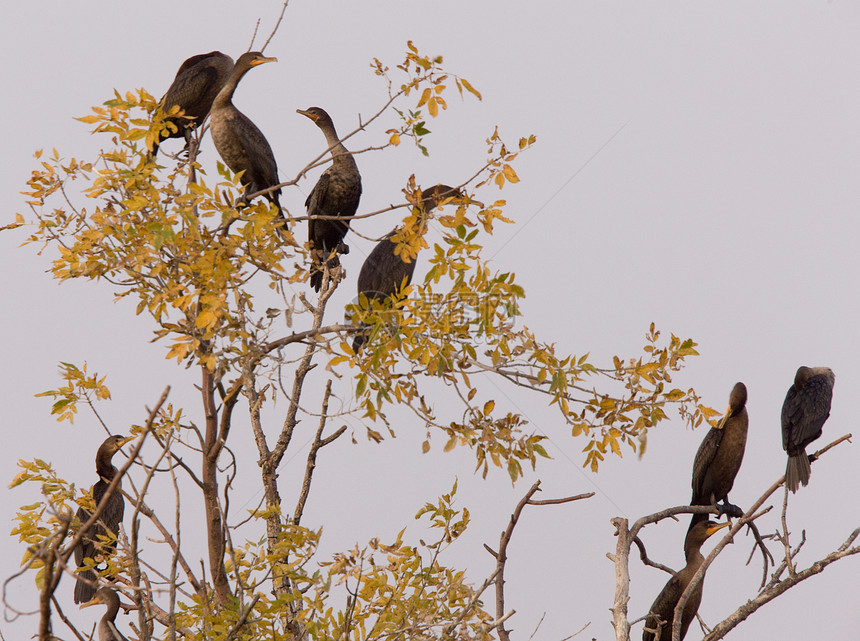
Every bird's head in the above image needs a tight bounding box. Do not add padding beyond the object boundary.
[80,587,117,609]
[705,520,731,537]
[102,435,133,456]
[235,51,277,72]
[717,381,747,428]
[297,107,334,129]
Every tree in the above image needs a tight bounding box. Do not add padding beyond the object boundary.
[7,8,857,641]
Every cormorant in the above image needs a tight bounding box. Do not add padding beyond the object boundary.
[74,435,132,604]
[690,382,748,526]
[352,184,463,351]
[781,366,835,492]
[642,520,730,641]
[150,51,233,156]
[297,107,362,291]
[210,52,283,222]
[80,587,129,641]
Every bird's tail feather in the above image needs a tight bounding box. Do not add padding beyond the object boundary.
[74,568,97,604]
[785,451,811,493]
[310,253,341,292]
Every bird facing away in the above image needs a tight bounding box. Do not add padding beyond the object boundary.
[781,366,835,492]
[150,51,233,156]
[74,435,132,604]
[690,382,748,528]
[642,520,730,641]
[80,587,129,641]
[297,107,362,291]
[352,185,464,351]
[209,52,283,223]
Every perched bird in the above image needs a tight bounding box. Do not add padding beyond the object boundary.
[352,184,463,351]
[150,51,234,156]
[74,435,132,604]
[642,520,730,641]
[781,366,835,492]
[297,107,362,291]
[690,382,749,527]
[80,587,129,641]
[210,52,283,222]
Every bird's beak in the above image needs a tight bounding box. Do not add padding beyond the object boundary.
[296,108,316,121]
[80,597,99,609]
[706,521,732,536]
[118,436,134,447]
[251,55,278,67]
[716,403,731,429]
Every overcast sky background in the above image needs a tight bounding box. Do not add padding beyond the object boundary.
[2,2,858,640]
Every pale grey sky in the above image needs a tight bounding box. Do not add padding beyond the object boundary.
[2,2,858,639]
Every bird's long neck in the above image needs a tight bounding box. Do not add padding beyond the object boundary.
[319,123,350,162]
[684,544,705,567]
[103,598,120,623]
[96,451,118,481]
[212,66,249,109]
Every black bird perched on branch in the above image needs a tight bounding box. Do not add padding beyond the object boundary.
[642,519,730,641]
[689,382,748,528]
[781,366,835,492]
[80,587,129,641]
[74,435,132,604]
[352,184,464,351]
[210,52,283,222]
[149,51,234,157]
[297,107,362,291]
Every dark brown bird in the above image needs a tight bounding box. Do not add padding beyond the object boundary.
[642,520,730,641]
[298,107,362,291]
[690,382,748,527]
[781,366,835,492]
[150,51,233,156]
[80,587,129,641]
[352,185,463,351]
[74,435,132,604]
[210,52,282,222]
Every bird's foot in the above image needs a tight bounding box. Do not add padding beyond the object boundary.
[337,241,350,255]
[717,501,744,519]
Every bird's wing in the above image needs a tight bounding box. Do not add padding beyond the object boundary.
[164,65,220,115]
[780,388,799,451]
[645,574,682,638]
[357,238,412,299]
[794,375,834,444]
[691,428,721,501]
[74,505,93,564]
[233,111,279,191]
[306,171,331,241]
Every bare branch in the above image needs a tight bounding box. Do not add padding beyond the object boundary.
[632,536,675,576]
[260,1,290,54]
[702,529,859,641]
[527,492,594,506]
[294,380,346,525]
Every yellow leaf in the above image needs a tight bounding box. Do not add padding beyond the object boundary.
[422,441,430,453]
[502,165,519,183]
[196,310,217,329]
[389,133,400,146]
[428,97,438,117]
[443,436,457,452]
[483,400,495,416]
[417,87,431,108]
[460,78,482,100]
[494,173,505,188]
